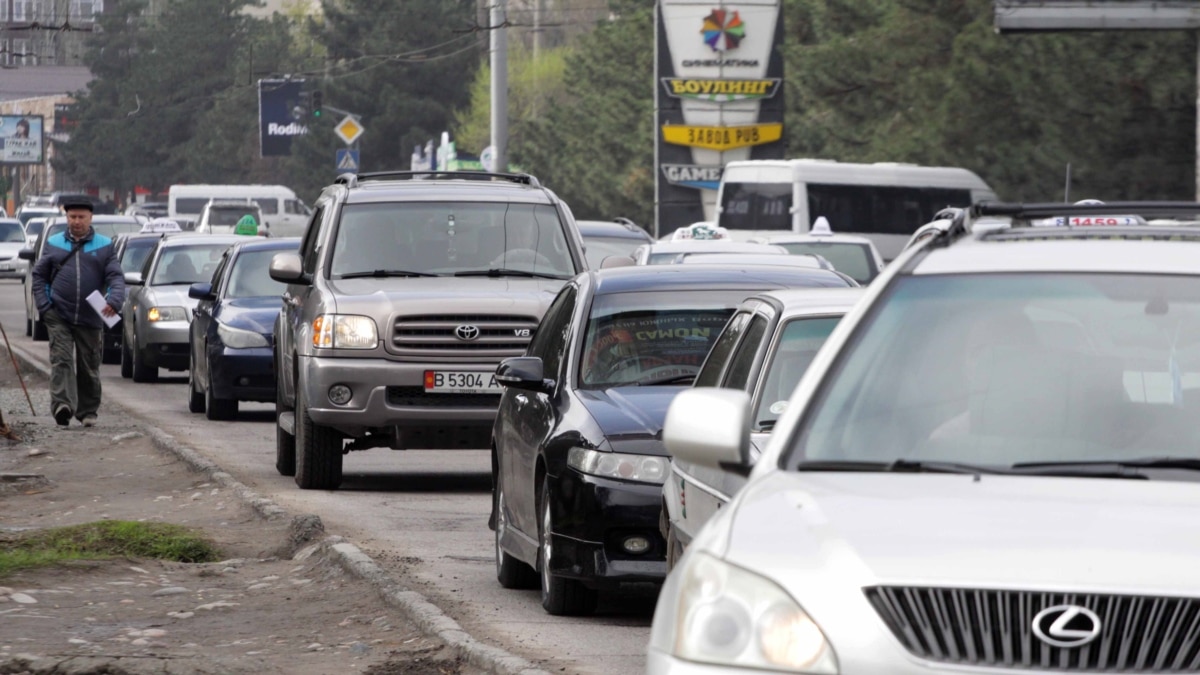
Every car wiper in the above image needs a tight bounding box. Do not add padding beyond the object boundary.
[339,269,439,278]
[636,373,696,386]
[453,268,569,280]
[1011,457,1200,475]
[795,459,1000,474]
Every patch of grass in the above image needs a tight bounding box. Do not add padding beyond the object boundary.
[0,521,221,578]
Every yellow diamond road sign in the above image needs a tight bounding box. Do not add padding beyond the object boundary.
[334,116,364,145]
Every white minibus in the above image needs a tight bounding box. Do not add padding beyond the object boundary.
[715,159,998,260]
[168,184,312,237]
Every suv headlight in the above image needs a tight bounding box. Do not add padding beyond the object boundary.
[217,323,269,349]
[313,314,377,349]
[147,306,187,322]
[667,551,837,672]
[567,447,668,484]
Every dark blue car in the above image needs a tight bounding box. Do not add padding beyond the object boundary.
[187,237,299,420]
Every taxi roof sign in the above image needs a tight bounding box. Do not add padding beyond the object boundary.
[671,222,729,241]
[140,218,182,233]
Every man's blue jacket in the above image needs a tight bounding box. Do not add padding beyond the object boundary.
[31,227,125,329]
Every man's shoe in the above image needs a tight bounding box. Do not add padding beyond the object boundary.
[53,404,72,427]
[81,416,97,428]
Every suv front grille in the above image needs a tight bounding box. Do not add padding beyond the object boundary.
[392,314,537,359]
[386,387,500,407]
[867,586,1200,671]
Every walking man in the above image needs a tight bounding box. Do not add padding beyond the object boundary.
[31,199,125,427]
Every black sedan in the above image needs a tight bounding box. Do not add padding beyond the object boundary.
[490,264,853,615]
[187,237,298,420]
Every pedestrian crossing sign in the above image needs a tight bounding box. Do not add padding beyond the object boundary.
[335,149,360,174]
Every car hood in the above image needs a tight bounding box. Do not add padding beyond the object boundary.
[723,472,1200,593]
[144,285,201,311]
[217,296,281,335]
[577,385,689,453]
[326,277,564,317]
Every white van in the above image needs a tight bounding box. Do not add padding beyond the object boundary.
[715,159,998,260]
[168,184,311,237]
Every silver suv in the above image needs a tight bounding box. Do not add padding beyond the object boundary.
[270,171,587,490]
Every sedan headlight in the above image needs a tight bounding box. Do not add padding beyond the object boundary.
[567,447,668,484]
[147,306,187,322]
[669,551,837,672]
[312,314,377,349]
[217,323,269,349]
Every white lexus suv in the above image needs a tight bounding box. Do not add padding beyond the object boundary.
[650,201,1200,674]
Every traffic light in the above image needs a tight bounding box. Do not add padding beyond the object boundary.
[311,90,323,118]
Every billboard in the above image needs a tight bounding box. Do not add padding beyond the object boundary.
[994,1,1200,31]
[655,1,785,237]
[0,115,45,165]
[258,79,308,157]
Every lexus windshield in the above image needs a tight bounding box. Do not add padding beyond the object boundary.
[787,273,1200,471]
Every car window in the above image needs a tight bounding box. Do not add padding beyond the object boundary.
[754,316,842,430]
[787,273,1200,470]
[300,206,324,276]
[779,242,877,284]
[209,208,259,226]
[0,221,24,243]
[151,244,230,286]
[583,236,645,268]
[253,198,279,215]
[528,284,577,380]
[694,312,752,388]
[120,238,158,274]
[226,249,290,299]
[329,202,575,278]
[721,315,769,391]
[579,290,749,388]
[209,253,231,296]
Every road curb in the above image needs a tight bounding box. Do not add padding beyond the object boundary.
[7,342,552,675]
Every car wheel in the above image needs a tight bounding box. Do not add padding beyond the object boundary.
[275,358,296,477]
[131,344,158,383]
[187,357,206,413]
[120,339,133,379]
[495,476,537,589]
[538,476,598,616]
[294,384,342,490]
[204,372,237,421]
[32,318,47,341]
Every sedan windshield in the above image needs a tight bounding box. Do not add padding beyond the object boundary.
[151,244,230,285]
[580,290,753,387]
[755,316,842,430]
[787,273,1200,471]
[583,236,645,268]
[330,202,575,278]
[226,249,289,298]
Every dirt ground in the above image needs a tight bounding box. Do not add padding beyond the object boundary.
[0,357,477,675]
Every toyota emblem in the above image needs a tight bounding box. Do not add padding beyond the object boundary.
[455,324,481,341]
[1032,604,1101,648]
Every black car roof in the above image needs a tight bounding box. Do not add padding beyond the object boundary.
[577,220,653,241]
[588,264,851,296]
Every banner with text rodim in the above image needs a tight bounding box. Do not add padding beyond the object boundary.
[258,79,308,157]
[655,1,784,237]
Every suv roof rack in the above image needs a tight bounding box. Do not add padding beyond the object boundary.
[972,201,1200,223]
[334,171,541,189]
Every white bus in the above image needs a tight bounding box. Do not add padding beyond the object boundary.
[168,184,312,237]
[715,159,998,260]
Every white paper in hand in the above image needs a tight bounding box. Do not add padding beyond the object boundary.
[86,290,119,328]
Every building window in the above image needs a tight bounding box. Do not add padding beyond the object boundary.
[12,1,25,21]
[13,39,31,66]
[72,0,96,21]
[0,40,8,67]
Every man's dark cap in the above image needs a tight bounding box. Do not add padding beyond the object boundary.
[62,199,94,212]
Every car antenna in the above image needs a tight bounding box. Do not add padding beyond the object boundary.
[1063,163,1072,203]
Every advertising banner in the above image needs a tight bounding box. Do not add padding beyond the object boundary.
[258,79,308,157]
[0,115,44,165]
[655,1,784,237]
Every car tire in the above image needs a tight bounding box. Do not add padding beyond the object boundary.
[495,477,538,589]
[539,476,598,616]
[275,356,296,477]
[120,340,133,379]
[131,345,158,383]
[187,358,206,413]
[204,373,237,421]
[32,318,47,342]
[294,384,342,490]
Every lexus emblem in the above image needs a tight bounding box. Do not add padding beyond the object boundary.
[1032,605,1101,648]
[454,324,481,341]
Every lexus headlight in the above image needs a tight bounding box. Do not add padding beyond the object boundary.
[567,447,668,484]
[313,314,377,349]
[217,323,269,349]
[147,306,187,322]
[670,551,837,672]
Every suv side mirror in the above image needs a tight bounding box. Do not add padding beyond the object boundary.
[17,248,34,261]
[188,282,216,301]
[496,356,554,393]
[269,251,306,284]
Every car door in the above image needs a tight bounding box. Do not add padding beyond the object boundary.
[193,251,231,387]
[279,204,326,407]
[504,284,579,543]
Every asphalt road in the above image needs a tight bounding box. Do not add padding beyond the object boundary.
[0,279,657,675]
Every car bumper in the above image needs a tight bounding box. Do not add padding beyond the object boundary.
[209,346,274,402]
[301,355,501,433]
[647,648,990,674]
[546,467,667,587]
[139,320,190,369]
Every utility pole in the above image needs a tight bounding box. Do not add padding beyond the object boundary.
[490,0,508,174]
